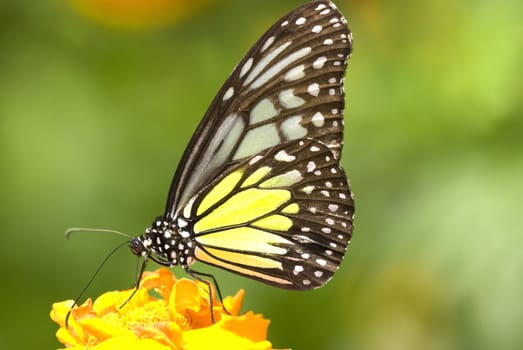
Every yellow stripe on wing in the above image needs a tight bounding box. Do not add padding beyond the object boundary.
[195,227,291,255]
[197,168,245,215]
[252,214,293,231]
[202,247,282,270]
[194,188,291,232]
[241,166,272,188]
[194,247,293,286]
[281,203,299,214]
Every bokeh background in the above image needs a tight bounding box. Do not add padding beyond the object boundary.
[1,0,522,349]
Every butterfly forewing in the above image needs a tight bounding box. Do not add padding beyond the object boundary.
[181,139,354,289]
[165,1,353,217]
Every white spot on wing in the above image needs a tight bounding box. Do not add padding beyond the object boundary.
[302,185,314,194]
[284,64,306,82]
[307,161,316,173]
[329,205,338,215]
[311,112,325,127]
[316,258,327,266]
[313,56,327,69]
[279,89,305,109]
[295,17,306,25]
[281,115,308,140]
[223,87,234,101]
[293,265,304,275]
[240,57,253,78]
[249,155,263,165]
[261,36,275,53]
[307,83,320,97]
[274,150,296,162]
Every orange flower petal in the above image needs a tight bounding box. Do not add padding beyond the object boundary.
[222,289,245,316]
[221,312,270,343]
[173,279,205,313]
[142,267,177,300]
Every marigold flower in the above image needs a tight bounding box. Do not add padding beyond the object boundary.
[51,268,280,350]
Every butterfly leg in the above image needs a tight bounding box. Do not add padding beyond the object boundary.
[184,266,230,323]
[120,255,148,308]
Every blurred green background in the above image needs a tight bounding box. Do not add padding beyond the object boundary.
[1,0,522,349]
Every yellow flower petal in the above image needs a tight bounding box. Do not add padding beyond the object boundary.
[134,321,182,349]
[79,317,135,340]
[55,327,82,348]
[93,336,171,350]
[183,322,272,350]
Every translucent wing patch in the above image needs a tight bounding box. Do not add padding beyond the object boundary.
[181,139,354,289]
[165,1,353,217]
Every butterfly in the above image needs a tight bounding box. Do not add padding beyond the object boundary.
[129,0,354,295]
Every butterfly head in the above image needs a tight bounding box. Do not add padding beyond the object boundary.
[129,216,196,267]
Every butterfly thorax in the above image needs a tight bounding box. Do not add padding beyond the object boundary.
[129,216,196,267]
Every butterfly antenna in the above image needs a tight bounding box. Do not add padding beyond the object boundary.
[65,227,132,239]
[65,240,130,328]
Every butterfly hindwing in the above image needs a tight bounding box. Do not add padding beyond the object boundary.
[165,1,353,217]
[181,139,354,289]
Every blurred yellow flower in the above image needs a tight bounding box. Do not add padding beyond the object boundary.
[50,268,277,350]
[70,0,218,29]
